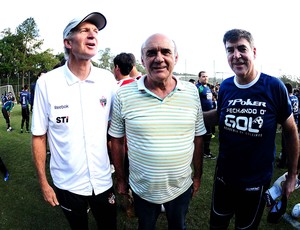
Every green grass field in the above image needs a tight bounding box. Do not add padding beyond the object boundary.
[0,104,299,229]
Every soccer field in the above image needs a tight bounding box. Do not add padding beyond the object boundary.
[0,104,299,229]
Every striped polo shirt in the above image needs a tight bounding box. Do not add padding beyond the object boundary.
[109,75,206,203]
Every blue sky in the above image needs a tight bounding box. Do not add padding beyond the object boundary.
[1,0,299,79]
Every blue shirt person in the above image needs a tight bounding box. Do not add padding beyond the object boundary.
[19,84,31,133]
[204,29,299,229]
[2,94,14,131]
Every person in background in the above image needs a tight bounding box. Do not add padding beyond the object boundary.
[197,71,216,159]
[112,52,136,217]
[109,33,206,230]
[128,53,142,79]
[113,52,135,86]
[31,12,117,230]
[19,84,31,133]
[189,79,196,85]
[1,93,8,104]
[210,84,218,138]
[294,88,300,131]
[204,28,299,229]
[0,157,9,181]
[30,71,46,112]
[277,83,299,169]
[2,93,14,131]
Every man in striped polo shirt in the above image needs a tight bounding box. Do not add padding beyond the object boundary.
[109,33,206,230]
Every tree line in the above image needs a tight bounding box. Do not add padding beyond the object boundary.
[0,17,146,89]
[1,17,299,91]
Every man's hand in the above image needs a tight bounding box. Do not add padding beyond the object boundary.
[41,183,59,207]
[192,177,201,197]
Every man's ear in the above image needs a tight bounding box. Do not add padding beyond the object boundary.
[141,57,145,67]
[253,47,257,60]
[64,39,71,49]
[174,53,179,65]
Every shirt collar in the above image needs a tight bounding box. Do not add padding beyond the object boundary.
[63,63,96,85]
[137,75,185,92]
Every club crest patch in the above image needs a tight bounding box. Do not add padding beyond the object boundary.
[100,96,107,107]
